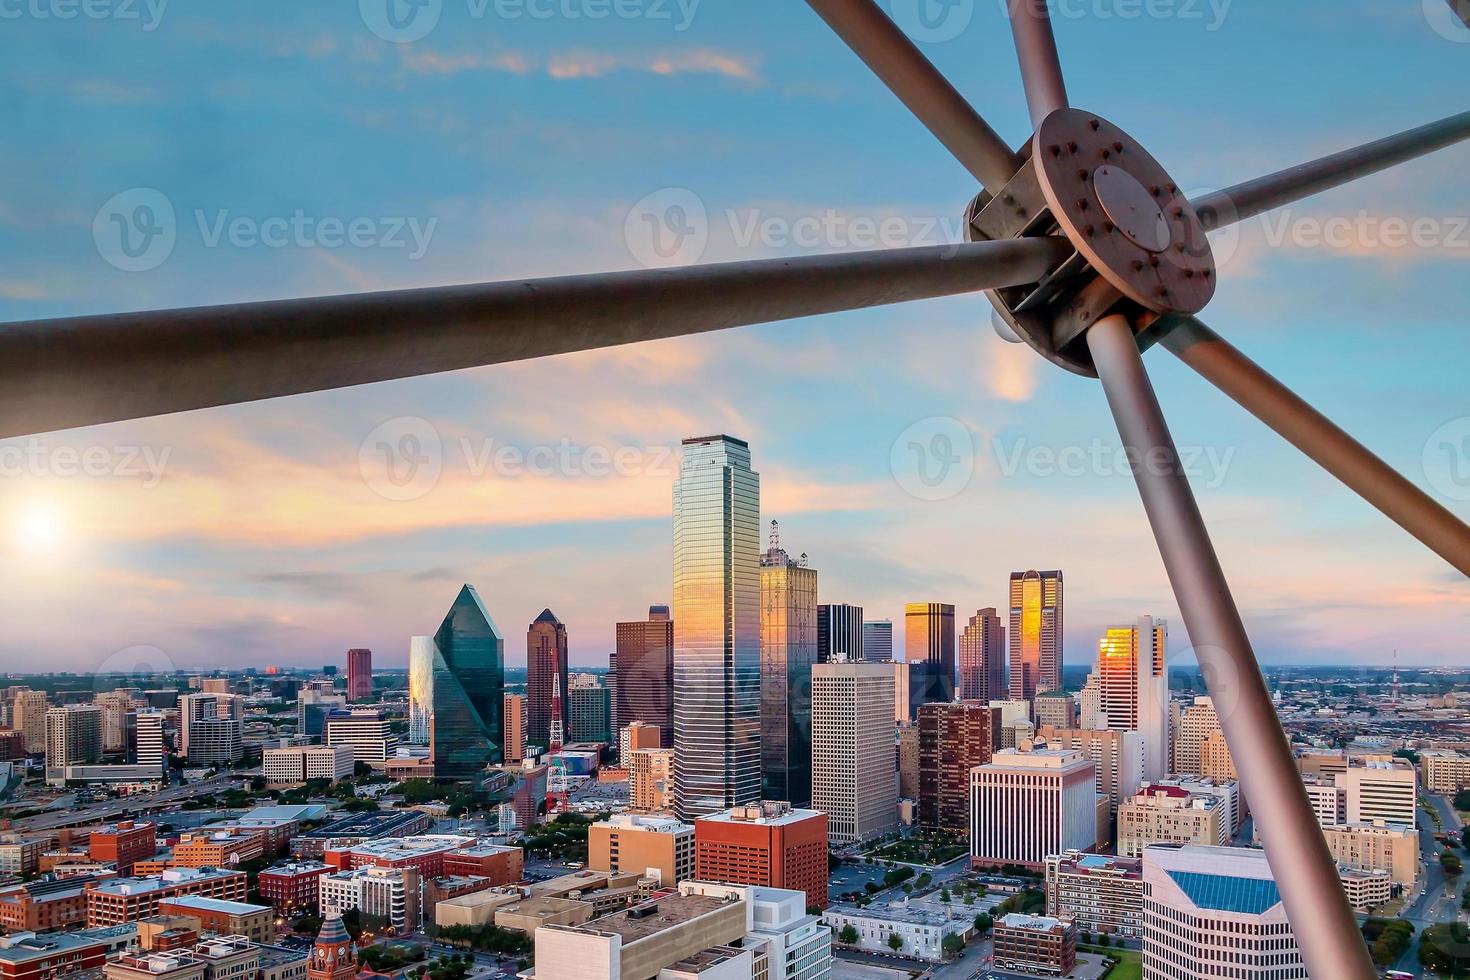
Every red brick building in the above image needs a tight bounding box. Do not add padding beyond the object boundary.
[88,821,157,876]
[0,873,113,933]
[694,802,828,910]
[0,731,28,763]
[0,931,108,980]
[918,701,1000,831]
[257,860,331,913]
[440,844,523,886]
[85,867,248,927]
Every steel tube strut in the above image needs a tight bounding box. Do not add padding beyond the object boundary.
[0,237,1070,438]
[1085,315,1376,980]
[803,0,1022,190]
[1158,316,1470,577]
[1007,0,1068,127]
[1192,110,1470,231]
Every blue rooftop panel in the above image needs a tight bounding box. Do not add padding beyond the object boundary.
[1166,871,1282,915]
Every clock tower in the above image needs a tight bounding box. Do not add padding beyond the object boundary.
[308,914,359,980]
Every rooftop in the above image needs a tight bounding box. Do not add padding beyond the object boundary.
[92,867,243,896]
[336,834,473,861]
[578,894,733,942]
[295,809,428,840]
[158,895,269,916]
[997,913,1068,932]
[0,932,109,962]
[699,801,820,827]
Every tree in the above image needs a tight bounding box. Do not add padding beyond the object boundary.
[1442,851,1464,877]
[973,913,993,934]
[887,932,903,952]
[942,933,965,957]
[939,888,951,903]
[838,924,858,945]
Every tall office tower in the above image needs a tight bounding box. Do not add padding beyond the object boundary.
[812,663,898,845]
[502,693,526,763]
[896,724,920,801]
[568,675,612,745]
[614,605,674,748]
[12,689,48,753]
[44,705,103,779]
[1035,692,1079,730]
[1008,570,1064,700]
[970,748,1102,871]
[297,687,347,738]
[1140,845,1306,980]
[426,584,505,779]
[526,609,569,747]
[759,523,818,807]
[1173,696,1223,776]
[891,663,912,724]
[904,603,956,707]
[1079,673,1105,729]
[135,711,166,773]
[918,701,1000,832]
[94,690,136,753]
[816,603,864,663]
[180,693,243,765]
[958,608,1006,702]
[1098,616,1169,781]
[862,620,894,662]
[407,635,435,745]
[1037,725,1146,808]
[346,648,373,703]
[673,435,761,820]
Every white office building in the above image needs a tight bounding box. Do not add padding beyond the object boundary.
[811,663,897,846]
[971,748,1102,870]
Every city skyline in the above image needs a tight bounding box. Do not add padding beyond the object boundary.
[0,7,1465,674]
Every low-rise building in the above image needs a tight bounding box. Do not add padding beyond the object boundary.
[169,833,266,870]
[1044,850,1143,939]
[589,814,695,889]
[0,838,47,880]
[288,810,433,859]
[992,914,1077,977]
[1338,866,1393,914]
[440,843,523,886]
[1117,785,1227,857]
[432,888,525,930]
[318,867,421,935]
[262,746,354,789]
[86,868,249,928]
[694,802,828,911]
[1421,749,1470,794]
[89,823,158,877]
[823,901,971,963]
[323,835,472,880]
[257,862,331,915]
[156,896,272,943]
[0,930,110,980]
[1321,821,1421,887]
[0,873,113,932]
[681,882,833,980]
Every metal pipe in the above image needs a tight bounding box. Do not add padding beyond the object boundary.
[1006,0,1069,127]
[1157,316,1470,577]
[0,237,1070,438]
[1191,110,1470,231]
[1085,314,1376,980]
[803,0,1022,190]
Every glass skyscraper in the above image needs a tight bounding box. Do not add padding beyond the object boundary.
[1009,569,1064,700]
[420,584,506,780]
[905,602,956,709]
[760,525,817,807]
[672,434,761,820]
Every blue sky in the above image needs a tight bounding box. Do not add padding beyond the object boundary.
[0,0,1467,673]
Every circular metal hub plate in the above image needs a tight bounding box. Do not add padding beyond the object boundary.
[1033,108,1215,315]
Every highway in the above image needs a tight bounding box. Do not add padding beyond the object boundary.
[7,774,242,831]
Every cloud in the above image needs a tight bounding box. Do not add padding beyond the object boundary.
[399,46,759,82]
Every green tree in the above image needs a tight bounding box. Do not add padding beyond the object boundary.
[1443,851,1464,877]
[942,934,965,957]
[839,925,858,945]
[973,913,993,934]
[887,932,903,952]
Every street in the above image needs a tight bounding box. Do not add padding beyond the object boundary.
[1391,797,1465,976]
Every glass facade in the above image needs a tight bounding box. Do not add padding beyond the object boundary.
[526,609,569,747]
[430,584,505,780]
[959,607,1006,703]
[761,541,818,807]
[1009,569,1064,699]
[672,435,761,820]
[905,603,956,710]
[407,635,435,745]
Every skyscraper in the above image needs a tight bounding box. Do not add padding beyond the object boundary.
[1097,616,1169,781]
[958,607,1006,702]
[673,434,761,820]
[862,620,894,663]
[812,663,897,845]
[407,636,435,746]
[1173,696,1223,776]
[905,602,956,708]
[1008,570,1064,700]
[816,603,864,663]
[426,584,505,780]
[502,693,526,764]
[614,605,674,747]
[526,609,569,746]
[346,648,373,703]
[759,521,817,807]
[918,701,1000,832]
[44,705,103,783]
[568,674,612,745]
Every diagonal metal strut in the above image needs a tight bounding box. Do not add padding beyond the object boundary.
[1154,316,1470,578]
[0,238,1069,439]
[802,0,1022,190]
[1006,0,1069,127]
[1192,110,1470,231]
[1086,314,1377,980]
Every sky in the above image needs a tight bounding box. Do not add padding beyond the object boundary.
[0,0,1467,675]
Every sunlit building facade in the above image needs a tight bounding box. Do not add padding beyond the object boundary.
[904,603,955,707]
[816,603,863,663]
[527,609,570,747]
[760,527,817,808]
[1009,570,1064,700]
[407,635,435,746]
[673,435,761,820]
[1097,617,1168,781]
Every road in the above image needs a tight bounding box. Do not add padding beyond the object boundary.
[1392,800,1464,977]
[8,774,241,831]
